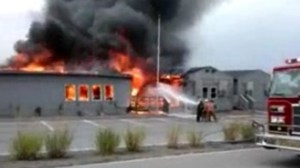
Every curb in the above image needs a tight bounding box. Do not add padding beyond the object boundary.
[0,141,257,168]
[0,140,255,158]
[205,139,255,146]
[222,139,255,144]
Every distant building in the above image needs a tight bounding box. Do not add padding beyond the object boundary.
[224,70,271,110]
[181,66,270,112]
[182,66,234,111]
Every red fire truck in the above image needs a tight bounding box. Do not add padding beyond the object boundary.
[254,58,300,151]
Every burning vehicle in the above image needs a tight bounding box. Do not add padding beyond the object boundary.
[0,0,215,116]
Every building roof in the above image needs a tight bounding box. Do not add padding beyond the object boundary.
[161,67,186,75]
[182,66,218,76]
[0,70,132,80]
[223,70,265,78]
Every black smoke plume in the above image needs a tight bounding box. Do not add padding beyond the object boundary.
[12,0,216,70]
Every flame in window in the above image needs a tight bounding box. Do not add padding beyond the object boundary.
[78,85,89,101]
[65,84,76,101]
[92,85,102,101]
[105,85,114,101]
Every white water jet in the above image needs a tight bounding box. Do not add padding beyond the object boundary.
[153,83,199,105]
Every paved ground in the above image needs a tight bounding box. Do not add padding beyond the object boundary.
[59,149,300,168]
[0,113,265,154]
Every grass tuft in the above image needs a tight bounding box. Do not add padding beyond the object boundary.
[45,128,72,159]
[240,123,255,141]
[223,122,240,141]
[10,131,43,160]
[166,124,181,149]
[124,127,146,152]
[186,128,203,148]
[95,128,120,155]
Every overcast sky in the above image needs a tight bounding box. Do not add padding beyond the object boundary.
[0,0,300,73]
[0,0,44,63]
[184,0,300,72]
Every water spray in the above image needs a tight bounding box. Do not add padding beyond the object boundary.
[155,83,199,105]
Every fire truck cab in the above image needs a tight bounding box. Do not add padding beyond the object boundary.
[255,58,300,151]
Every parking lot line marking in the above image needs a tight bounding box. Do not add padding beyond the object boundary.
[0,152,9,156]
[120,119,150,127]
[82,119,105,129]
[40,121,54,132]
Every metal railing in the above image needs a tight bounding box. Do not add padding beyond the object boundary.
[240,94,249,110]
[239,94,256,111]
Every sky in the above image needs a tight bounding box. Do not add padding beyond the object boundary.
[0,0,44,63]
[0,0,300,73]
[184,0,300,72]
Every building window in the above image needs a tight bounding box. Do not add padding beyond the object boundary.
[78,85,89,101]
[218,81,228,97]
[105,85,114,101]
[233,78,238,95]
[202,87,208,98]
[191,81,196,96]
[65,84,76,101]
[92,85,102,101]
[211,88,217,99]
[247,81,254,91]
[245,81,254,97]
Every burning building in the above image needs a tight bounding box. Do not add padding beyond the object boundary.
[0,0,216,116]
[0,70,131,117]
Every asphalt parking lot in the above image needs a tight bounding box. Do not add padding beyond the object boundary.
[0,113,265,154]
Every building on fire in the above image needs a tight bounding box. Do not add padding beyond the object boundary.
[181,66,271,112]
[0,71,131,117]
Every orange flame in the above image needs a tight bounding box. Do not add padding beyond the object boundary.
[7,48,65,73]
[4,48,154,97]
[109,51,147,96]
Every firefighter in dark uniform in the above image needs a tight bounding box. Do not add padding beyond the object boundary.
[196,99,204,122]
[162,98,170,113]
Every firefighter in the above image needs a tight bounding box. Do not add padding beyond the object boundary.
[196,98,204,122]
[204,99,218,122]
[126,104,132,114]
[203,99,209,122]
[162,98,170,113]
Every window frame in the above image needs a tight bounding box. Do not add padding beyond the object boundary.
[104,84,115,101]
[202,87,208,98]
[211,87,217,99]
[91,84,102,102]
[78,84,90,102]
[233,78,239,95]
[64,84,76,102]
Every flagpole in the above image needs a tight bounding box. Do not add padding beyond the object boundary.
[156,15,161,112]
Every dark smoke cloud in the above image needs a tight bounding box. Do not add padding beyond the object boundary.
[13,0,216,70]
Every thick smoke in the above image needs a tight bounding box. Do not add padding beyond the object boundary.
[12,0,215,70]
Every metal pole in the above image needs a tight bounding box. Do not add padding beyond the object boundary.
[156,15,161,112]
